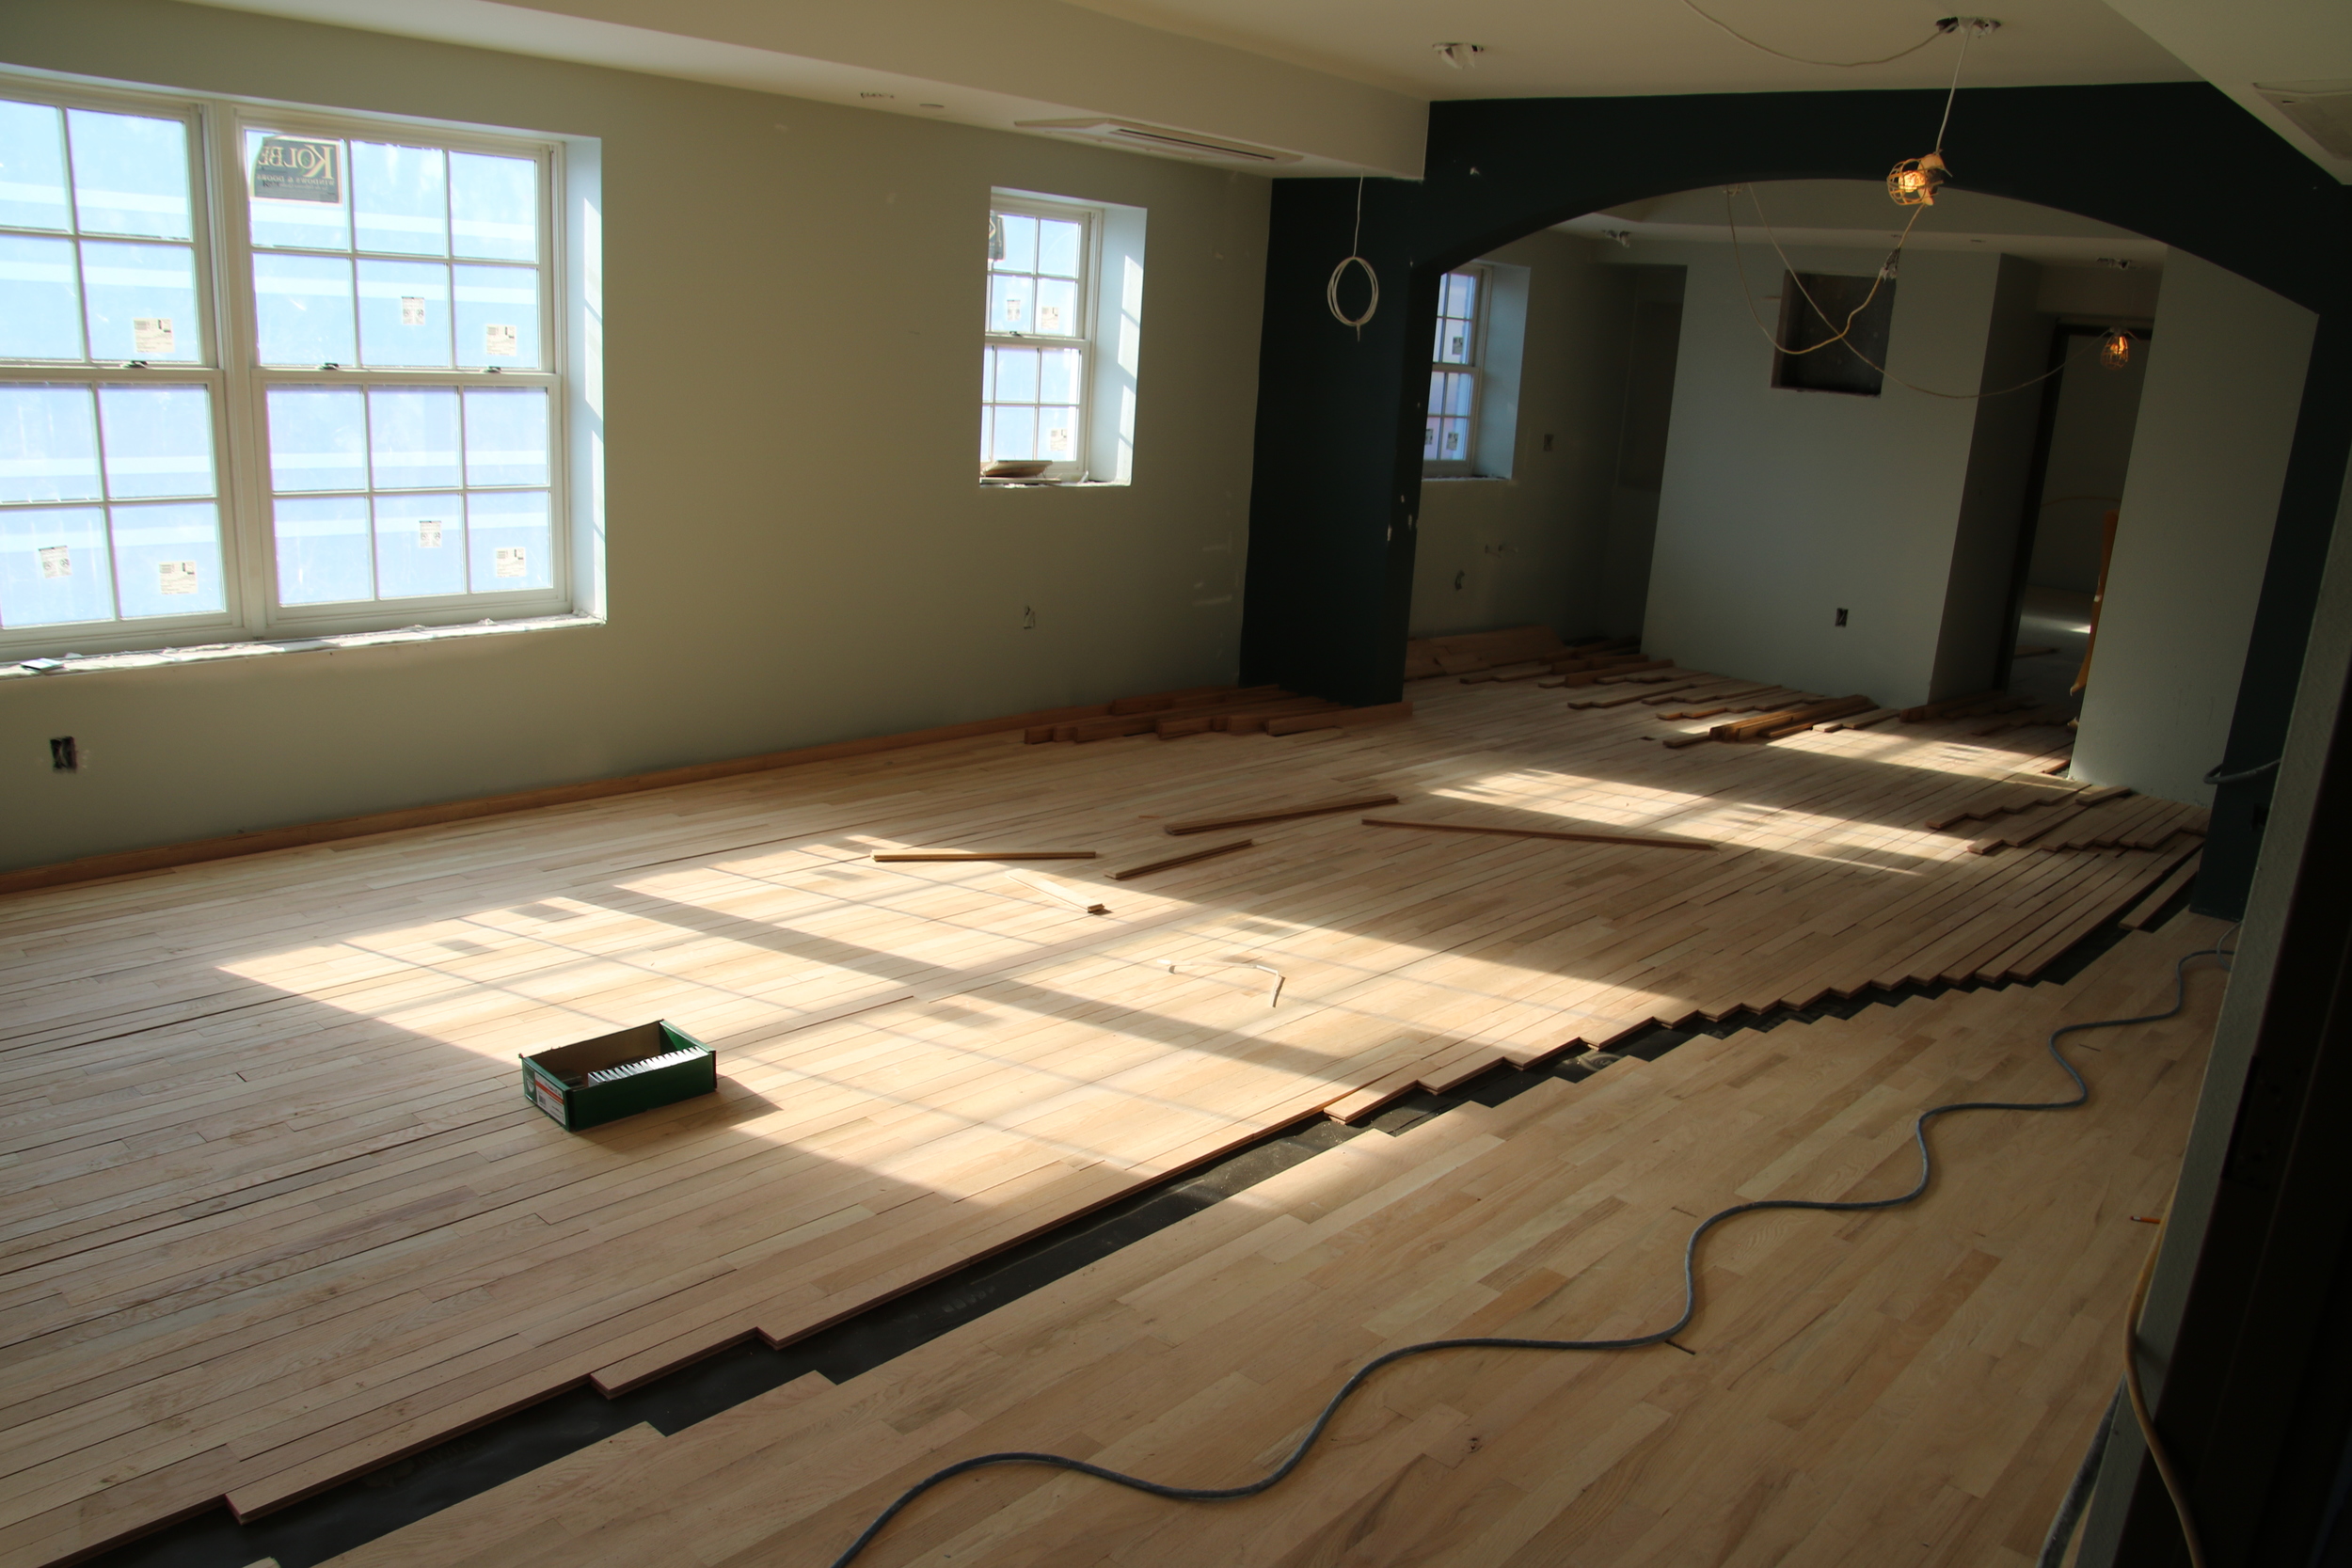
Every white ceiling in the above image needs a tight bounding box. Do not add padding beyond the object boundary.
[1553,180,2170,269]
[1064,0,2195,100]
[179,0,2350,182]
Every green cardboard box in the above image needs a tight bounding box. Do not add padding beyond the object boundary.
[521,1021,716,1132]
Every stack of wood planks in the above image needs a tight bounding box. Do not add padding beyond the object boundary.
[0,662,2207,1564]
[317,916,2230,1568]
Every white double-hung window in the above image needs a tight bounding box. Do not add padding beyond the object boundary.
[1422,266,1487,475]
[978,190,1146,485]
[0,76,573,657]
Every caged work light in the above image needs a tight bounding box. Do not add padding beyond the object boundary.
[1887,150,1950,206]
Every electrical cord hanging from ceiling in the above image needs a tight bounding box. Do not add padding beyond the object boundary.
[1677,0,1954,69]
[1326,176,1378,338]
[819,936,2237,1568]
[1724,183,2129,401]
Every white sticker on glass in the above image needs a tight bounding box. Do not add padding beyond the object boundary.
[1037,305,1061,333]
[485,325,518,357]
[1004,296,1025,326]
[133,318,175,355]
[494,546,526,578]
[418,519,443,548]
[1046,427,1071,454]
[401,297,427,326]
[158,561,198,595]
[37,546,70,579]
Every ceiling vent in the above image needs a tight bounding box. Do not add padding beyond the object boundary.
[1014,118,1301,165]
[2255,81,2352,159]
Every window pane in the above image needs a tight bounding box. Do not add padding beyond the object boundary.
[453,263,537,368]
[373,491,466,597]
[1444,272,1475,319]
[65,109,191,240]
[112,500,224,616]
[265,386,367,492]
[1038,348,1081,404]
[977,406,993,465]
[97,385,215,499]
[993,213,1036,274]
[0,101,71,230]
[1445,372,1474,416]
[449,152,535,261]
[0,233,84,358]
[357,257,452,368]
[1441,418,1469,459]
[352,141,447,256]
[463,388,548,486]
[0,505,112,626]
[1035,277,1077,337]
[246,129,350,251]
[81,241,199,362]
[1040,407,1077,460]
[0,385,100,503]
[274,494,372,603]
[253,252,357,366]
[989,274,1031,334]
[368,387,461,489]
[468,489,548,590]
[991,404,1036,461]
[1036,218,1081,278]
[993,346,1039,404]
[1422,417,1440,462]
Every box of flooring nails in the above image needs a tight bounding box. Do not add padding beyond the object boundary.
[520,1021,717,1132]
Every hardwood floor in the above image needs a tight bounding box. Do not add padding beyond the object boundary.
[0,673,2202,1565]
[323,914,2231,1568]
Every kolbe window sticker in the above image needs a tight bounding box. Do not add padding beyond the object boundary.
[418,518,443,548]
[485,325,517,358]
[400,297,427,326]
[494,546,527,578]
[251,136,342,204]
[133,318,175,356]
[37,546,70,579]
[158,561,198,595]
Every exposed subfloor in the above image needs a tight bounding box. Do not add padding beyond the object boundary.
[0,672,2202,1564]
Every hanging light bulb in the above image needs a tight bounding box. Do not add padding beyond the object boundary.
[1887,150,1949,206]
[2103,329,2133,369]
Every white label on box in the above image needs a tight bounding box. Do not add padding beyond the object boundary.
[133,317,174,355]
[37,546,69,579]
[494,546,526,578]
[485,324,517,357]
[157,560,198,594]
[1046,426,1070,453]
[400,296,427,326]
[528,1073,564,1120]
[1037,305,1061,332]
[418,518,443,548]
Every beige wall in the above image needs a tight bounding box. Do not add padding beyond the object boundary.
[0,0,1269,871]
[2073,250,2317,804]
[1641,244,2042,710]
[1407,231,1636,641]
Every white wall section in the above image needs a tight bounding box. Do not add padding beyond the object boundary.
[2073,250,2318,804]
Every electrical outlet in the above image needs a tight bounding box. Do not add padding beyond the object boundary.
[49,736,77,771]
[1020,606,1038,630]
[1835,608,1850,627]
[1542,433,1557,452]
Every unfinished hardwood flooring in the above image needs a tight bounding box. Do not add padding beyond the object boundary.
[0,674,2201,1565]
[325,914,2232,1568]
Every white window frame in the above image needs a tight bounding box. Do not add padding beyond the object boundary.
[0,71,576,660]
[980,192,1100,483]
[1423,264,1489,478]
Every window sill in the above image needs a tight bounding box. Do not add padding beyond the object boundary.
[978,478,1130,489]
[1422,474,1514,483]
[1,612,602,682]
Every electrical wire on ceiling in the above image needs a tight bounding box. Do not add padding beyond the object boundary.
[1724,183,2139,401]
[1326,176,1378,338]
[818,936,2236,1568]
[1677,0,1957,69]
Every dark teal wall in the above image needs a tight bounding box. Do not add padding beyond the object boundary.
[1239,82,2352,918]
